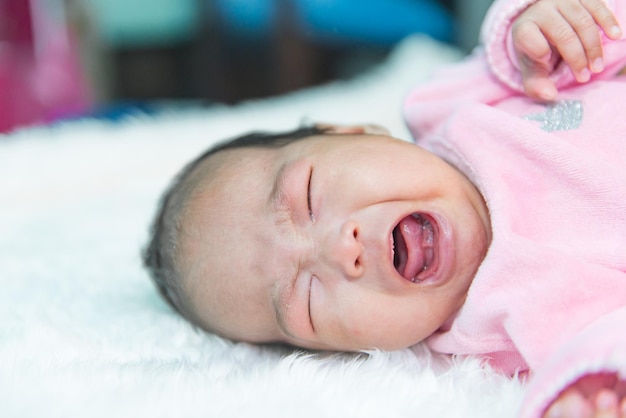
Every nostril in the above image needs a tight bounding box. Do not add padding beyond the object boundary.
[336,221,364,277]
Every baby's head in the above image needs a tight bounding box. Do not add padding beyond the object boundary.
[143,124,491,352]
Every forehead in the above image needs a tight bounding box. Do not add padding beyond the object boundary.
[181,146,276,259]
[177,145,286,340]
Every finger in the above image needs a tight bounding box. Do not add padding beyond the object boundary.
[544,388,594,418]
[558,0,605,73]
[620,396,626,418]
[519,52,559,101]
[513,18,554,63]
[523,72,559,101]
[594,389,620,418]
[513,19,559,100]
[539,11,591,82]
[581,0,623,40]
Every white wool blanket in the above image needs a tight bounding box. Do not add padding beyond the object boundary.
[1,36,525,417]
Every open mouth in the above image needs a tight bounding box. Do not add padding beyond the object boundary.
[392,213,436,283]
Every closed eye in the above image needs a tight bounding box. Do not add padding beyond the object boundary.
[307,167,315,221]
[308,276,315,332]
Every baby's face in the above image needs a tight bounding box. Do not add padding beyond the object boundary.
[179,133,491,351]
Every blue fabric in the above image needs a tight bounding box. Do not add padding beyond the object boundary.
[213,0,453,45]
[295,0,453,45]
[213,0,277,37]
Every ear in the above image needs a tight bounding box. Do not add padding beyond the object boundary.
[315,123,391,136]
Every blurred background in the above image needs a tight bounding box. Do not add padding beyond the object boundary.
[0,0,493,133]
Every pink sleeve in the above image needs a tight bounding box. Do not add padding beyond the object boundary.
[481,0,626,92]
[479,0,540,91]
[519,307,626,418]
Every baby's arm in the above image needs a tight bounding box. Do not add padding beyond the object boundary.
[512,0,622,101]
[519,307,626,418]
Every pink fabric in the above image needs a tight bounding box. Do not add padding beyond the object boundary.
[403,1,626,417]
[0,1,92,133]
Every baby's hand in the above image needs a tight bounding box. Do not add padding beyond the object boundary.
[542,372,626,418]
[512,0,622,101]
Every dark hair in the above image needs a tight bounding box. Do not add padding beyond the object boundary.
[142,125,329,323]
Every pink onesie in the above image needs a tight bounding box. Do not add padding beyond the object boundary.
[403,0,626,416]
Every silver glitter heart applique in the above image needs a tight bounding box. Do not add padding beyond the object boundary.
[524,99,583,132]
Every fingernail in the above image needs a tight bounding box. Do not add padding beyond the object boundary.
[591,58,604,73]
[610,25,623,39]
[577,68,591,83]
[596,391,617,411]
[539,86,557,101]
[546,403,562,418]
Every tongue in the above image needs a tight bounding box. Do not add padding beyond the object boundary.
[396,214,436,282]
[397,215,425,280]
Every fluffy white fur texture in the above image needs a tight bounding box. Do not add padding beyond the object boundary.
[1,36,525,417]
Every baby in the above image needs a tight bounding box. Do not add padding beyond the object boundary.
[144,0,626,417]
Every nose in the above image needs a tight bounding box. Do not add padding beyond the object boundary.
[323,220,365,279]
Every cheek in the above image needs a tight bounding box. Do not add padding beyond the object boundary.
[336,292,430,349]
